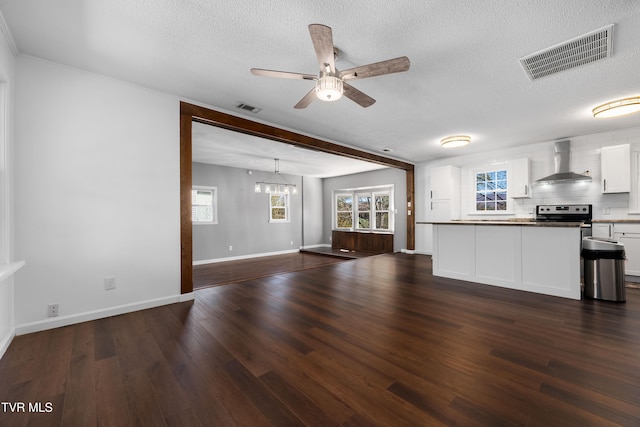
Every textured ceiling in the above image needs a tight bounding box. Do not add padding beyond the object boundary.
[192,122,387,177]
[2,0,640,173]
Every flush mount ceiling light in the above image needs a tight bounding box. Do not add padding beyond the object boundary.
[254,158,298,195]
[440,135,471,148]
[592,96,640,118]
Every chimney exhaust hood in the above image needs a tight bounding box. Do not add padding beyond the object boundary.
[536,140,591,184]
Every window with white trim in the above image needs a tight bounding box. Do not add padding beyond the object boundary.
[269,193,290,222]
[335,193,353,229]
[192,186,217,224]
[475,169,508,211]
[356,193,371,229]
[335,187,393,232]
[373,191,391,229]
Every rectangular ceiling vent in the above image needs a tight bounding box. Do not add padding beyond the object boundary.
[519,24,614,81]
[235,102,262,113]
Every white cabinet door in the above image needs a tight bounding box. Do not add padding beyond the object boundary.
[509,158,531,198]
[429,165,460,220]
[616,234,640,276]
[430,199,453,222]
[601,144,630,193]
[592,223,613,238]
[430,166,459,200]
[613,223,640,276]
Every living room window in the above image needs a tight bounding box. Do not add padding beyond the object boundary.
[192,186,217,224]
[335,193,353,229]
[356,193,371,229]
[335,186,393,231]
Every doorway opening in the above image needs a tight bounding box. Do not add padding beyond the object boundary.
[179,101,415,294]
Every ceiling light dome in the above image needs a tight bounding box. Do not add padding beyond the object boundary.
[592,96,640,118]
[440,135,471,148]
[316,75,343,101]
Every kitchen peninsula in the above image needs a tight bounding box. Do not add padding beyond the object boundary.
[427,220,583,300]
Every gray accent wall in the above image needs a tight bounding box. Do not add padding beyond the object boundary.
[193,162,324,262]
[322,167,407,251]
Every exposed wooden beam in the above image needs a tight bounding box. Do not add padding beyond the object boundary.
[180,102,413,170]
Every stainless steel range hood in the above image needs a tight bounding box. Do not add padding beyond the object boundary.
[536,140,592,184]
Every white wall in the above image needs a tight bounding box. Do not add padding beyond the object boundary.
[415,127,640,253]
[0,22,17,357]
[14,56,182,332]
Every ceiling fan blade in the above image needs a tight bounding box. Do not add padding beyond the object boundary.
[343,82,376,108]
[251,68,317,80]
[309,24,335,73]
[340,56,410,80]
[294,88,317,109]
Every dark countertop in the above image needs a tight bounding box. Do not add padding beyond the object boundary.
[417,220,583,227]
[592,219,640,223]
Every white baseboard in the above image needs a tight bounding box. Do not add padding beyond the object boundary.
[301,244,331,249]
[15,293,190,336]
[411,250,432,256]
[179,292,195,302]
[193,249,300,265]
[0,327,15,360]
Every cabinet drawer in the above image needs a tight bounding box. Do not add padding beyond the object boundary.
[613,223,640,234]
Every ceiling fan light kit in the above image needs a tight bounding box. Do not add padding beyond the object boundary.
[316,74,343,101]
[440,135,471,148]
[250,24,409,108]
[592,96,640,118]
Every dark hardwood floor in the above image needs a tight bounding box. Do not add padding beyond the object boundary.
[2,254,640,426]
[193,252,351,289]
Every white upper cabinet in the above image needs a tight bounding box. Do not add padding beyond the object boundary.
[430,165,460,200]
[601,144,630,193]
[508,158,531,198]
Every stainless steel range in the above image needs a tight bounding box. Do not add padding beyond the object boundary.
[536,204,592,224]
[536,204,592,242]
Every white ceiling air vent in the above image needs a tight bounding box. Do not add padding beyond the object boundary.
[235,102,262,113]
[519,24,614,81]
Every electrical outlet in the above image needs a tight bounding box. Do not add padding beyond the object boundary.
[47,304,59,317]
[229,245,233,251]
[290,240,294,245]
[104,276,116,290]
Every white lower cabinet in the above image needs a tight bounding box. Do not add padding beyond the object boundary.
[433,224,581,300]
[592,222,640,276]
[612,223,640,276]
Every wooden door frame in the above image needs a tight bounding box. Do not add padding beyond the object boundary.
[180,101,415,294]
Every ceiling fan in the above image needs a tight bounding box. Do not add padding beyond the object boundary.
[250,24,410,109]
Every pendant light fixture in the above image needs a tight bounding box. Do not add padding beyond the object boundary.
[592,96,640,118]
[254,159,298,195]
